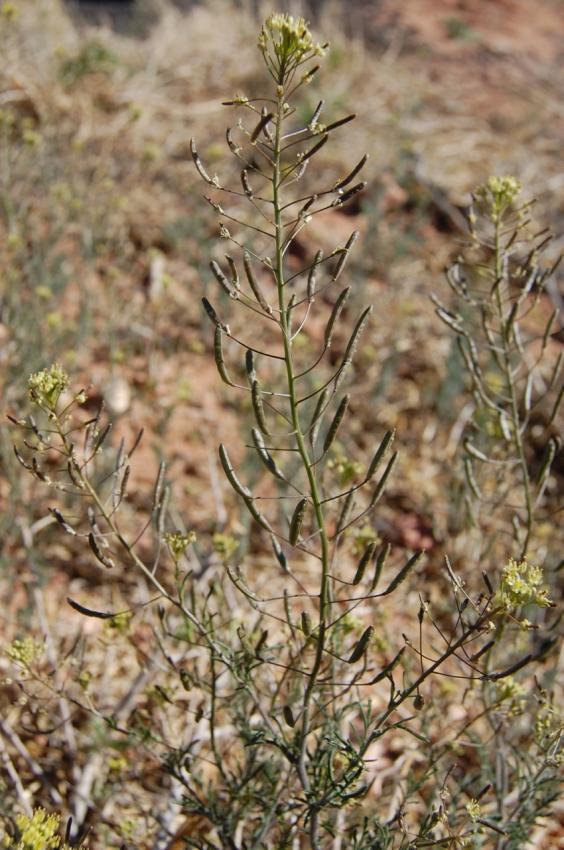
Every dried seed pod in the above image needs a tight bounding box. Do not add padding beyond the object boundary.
[260,106,274,142]
[368,452,398,508]
[251,112,274,143]
[210,260,236,298]
[202,297,230,333]
[332,232,359,282]
[309,99,324,127]
[282,705,296,727]
[243,497,274,534]
[92,423,112,455]
[334,306,373,390]
[301,611,312,636]
[336,490,355,535]
[225,255,240,290]
[88,532,115,569]
[272,536,289,572]
[382,551,423,596]
[190,138,217,186]
[366,430,395,480]
[252,379,270,435]
[241,169,253,198]
[299,134,328,164]
[370,647,405,684]
[214,327,236,387]
[67,597,115,619]
[333,181,367,208]
[152,461,166,511]
[245,349,256,382]
[252,428,284,479]
[49,508,76,536]
[289,498,307,545]
[325,114,356,132]
[225,127,242,156]
[347,625,374,664]
[324,286,351,348]
[219,443,252,499]
[323,395,350,454]
[307,250,323,302]
[371,542,390,591]
[309,387,330,446]
[333,154,368,192]
[157,485,170,535]
[243,251,272,314]
[353,542,376,585]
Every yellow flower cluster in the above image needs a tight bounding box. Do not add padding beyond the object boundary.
[28,363,69,410]
[465,799,482,822]
[6,636,44,668]
[495,558,552,611]
[3,809,61,850]
[164,530,197,560]
[475,175,522,222]
[258,14,325,66]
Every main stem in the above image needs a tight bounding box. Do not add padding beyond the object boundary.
[272,87,330,845]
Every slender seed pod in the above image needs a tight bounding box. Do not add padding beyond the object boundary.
[282,705,296,728]
[464,457,482,500]
[251,112,274,143]
[202,297,230,333]
[332,232,359,281]
[323,395,350,454]
[368,452,398,508]
[289,498,307,545]
[307,250,323,302]
[366,429,395,480]
[547,384,563,428]
[370,647,405,684]
[347,626,374,664]
[335,306,373,390]
[309,387,330,446]
[333,181,367,208]
[49,508,76,536]
[301,611,312,636]
[214,327,236,386]
[225,127,242,156]
[88,532,115,569]
[190,139,217,186]
[302,64,320,84]
[153,460,166,511]
[537,436,559,491]
[241,169,253,198]
[243,251,272,314]
[32,458,49,482]
[324,286,351,348]
[219,444,252,499]
[225,255,240,290]
[67,459,85,490]
[382,551,423,596]
[245,349,256,382]
[252,428,284,479]
[272,536,290,573]
[252,379,270,435]
[157,484,170,534]
[243,497,274,534]
[325,114,356,132]
[333,154,369,192]
[309,99,324,127]
[93,423,112,455]
[353,541,376,585]
[299,134,328,164]
[260,106,274,142]
[67,598,115,619]
[210,260,236,298]
[336,489,354,535]
[371,542,390,591]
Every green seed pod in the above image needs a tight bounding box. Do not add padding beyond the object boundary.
[366,429,395,480]
[282,705,296,728]
[309,387,330,446]
[243,251,272,314]
[252,428,284,479]
[332,232,359,282]
[323,395,350,454]
[371,542,390,592]
[382,550,423,596]
[353,541,376,585]
[251,379,270,435]
[289,497,307,545]
[219,443,252,499]
[210,260,236,298]
[214,327,235,387]
[336,489,354,535]
[324,286,350,348]
[347,626,374,664]
[369,452,398,508]
[307,249,323,302]
[243,497,274,534]
[301,611,312,636]
[334,306,373,391]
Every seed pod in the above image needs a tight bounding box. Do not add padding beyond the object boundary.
[210,260,236,298]
[251,112,274,143]
[333,181,367,208]
[325,114,356,132]
[190,138,216,186]
[254,629,268,657]
[366,430,395,480]
[336,490,354,535]
[93,423,112,455]
[324,286,351,348]
[335,306,373,391]
[260,106,274,141]
[307,250,323,302]
[333,154,368,192]
[241,169,253,198]
[67,597,115,619]
[219,443,252,499]
[243,497,274,534]
[202,297,230,333]
[302,64,320,84]
[464,457,482,500]
[214,327,235,386]
[289,498,307,545]
[332,232,359,282]
[225,255,240,290]
[299,134,328,164]
[309,99,324,127]
[245,349,256,382]
[301,611,312,636]
[323,395,350,454]
[272,536,289,573]
[347,625,374,664]
[369,452,398,508]
[353,542,376,585]
[152,461,166,511]
[13,446,32,470]
[88,532,115,569]
[537,436,558,490]
[225,127,241,156]
[309,387,330,446]
[49,508,76,536]
[252,379,270,435]
[382,551,423,596]
[370,542,390,592]
[243,251,272,314]
[252,428,284,479]
[157,484,170,534]
[282,705,296,728]
[67,459,85,490]
[369,647,405,684]
[32,458,48,482]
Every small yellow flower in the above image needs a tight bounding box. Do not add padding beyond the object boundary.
[28,363,69,410]
[14,809,61,850]
[475,175,522,222]
[164,531,196,561]
[258,14,326,68]
[495,558,552,611]
[7,636,44,667]
[465,799,481,822]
